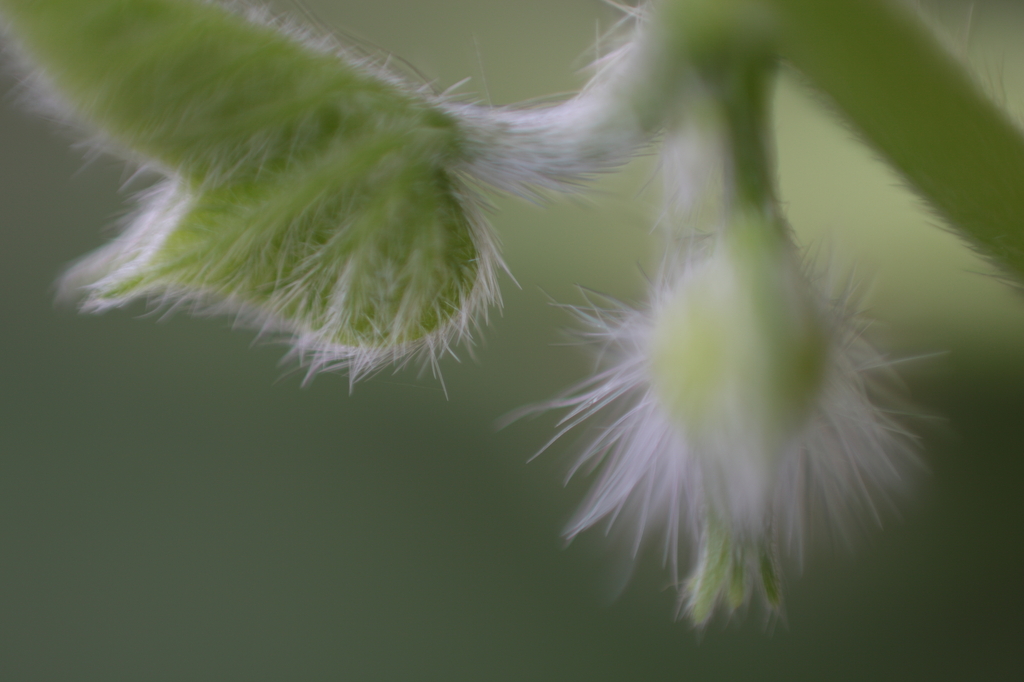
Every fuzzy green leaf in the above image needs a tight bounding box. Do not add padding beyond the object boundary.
[2,0,496,362]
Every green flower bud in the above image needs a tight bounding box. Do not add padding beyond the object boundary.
[648,215,828,528]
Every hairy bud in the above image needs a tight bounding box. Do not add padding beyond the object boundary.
[649,216,827,530]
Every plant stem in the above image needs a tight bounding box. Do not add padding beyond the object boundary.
[665,0,1024,280]
[716,54,779,222]
[767,0,1024,279]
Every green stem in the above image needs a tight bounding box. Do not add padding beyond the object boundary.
[715,54,779,221]
[766,0,1024,278]
[658,2,783,225]
[667,0,1024,280]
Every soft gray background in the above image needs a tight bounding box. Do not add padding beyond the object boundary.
[1,1,1023,679]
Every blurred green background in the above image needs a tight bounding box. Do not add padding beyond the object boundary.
[1,1,1023,679]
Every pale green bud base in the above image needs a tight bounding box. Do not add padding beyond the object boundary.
[685,513,781,626]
